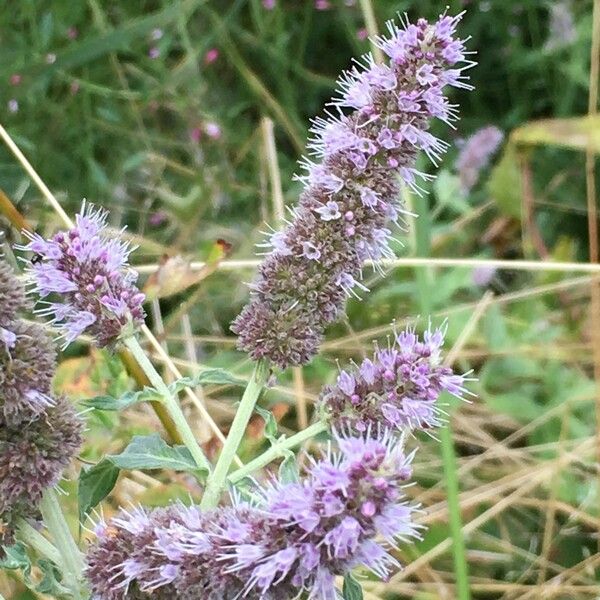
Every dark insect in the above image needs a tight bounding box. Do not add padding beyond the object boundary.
[31,253,43,265]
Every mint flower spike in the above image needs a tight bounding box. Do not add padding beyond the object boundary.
[18,201,146,348]
[86,431,421,600]
[0,259,29,324]
[232,12,473,369]
[455,125,504,193]
[318,323,473,436]
[0,258,57,425]
[0,396,83,548]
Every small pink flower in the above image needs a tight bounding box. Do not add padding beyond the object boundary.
[8,99,19,113]
[10,74,22,86]
[262,0,276,9]
[357,28,368,41]
[189,127,202,143]
[67,27,78,40]
[149,47,160,59]
[315,0,330,10]
[204,122,221,140]
[149,211,168,227]
[204,48,219,65]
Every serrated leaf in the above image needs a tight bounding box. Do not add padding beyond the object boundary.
[342,573,363,600]
[78,459,120,523]
[169,369,246,392]
[107,434,205,474]
[84,387,159,411]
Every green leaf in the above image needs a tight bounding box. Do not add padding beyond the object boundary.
[434,169,470,214]
[35,559,70,597]
[78,459,121,523]
[254,405,278,443]
[85,369,244,412]
[512,115,600,154]
[278,453,299,484]
[342,573,364,600]
[168,368,246,393]
[107,434,205,474]
[0,543,30,573]
[84,387,159,411]
[487,143,522,219]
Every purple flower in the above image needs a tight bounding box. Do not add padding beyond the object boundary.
[0,260,29,324]
[19,202,146,348]
[232,13,472,368]
[0,396,83,548]
[0,260,58,426]
[455,126,503,193]
[86,433,420,599]
[0,320,57,425]
[545,1,577,51]
[318,325,471,434]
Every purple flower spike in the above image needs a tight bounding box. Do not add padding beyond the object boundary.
[20,202,146,348]
[318,325,471,434]
[86,432,420,600]
[0,260,29,324]
[0,396,83,548]
[455,125,503,193]
[232,12,473,369]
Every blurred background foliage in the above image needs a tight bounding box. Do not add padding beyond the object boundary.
[1,0,600,598]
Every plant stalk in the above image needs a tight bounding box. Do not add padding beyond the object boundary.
[16,519,62,566]
[39,489,85,600]
[123,335,211,473]
[409,188,471,600]
[228,420,328,484]
[201,360,269,509]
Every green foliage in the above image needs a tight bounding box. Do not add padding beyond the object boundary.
[342,573,364,600]
[78,459,120,524]
[107,434,205,473]
[85,369,245,411]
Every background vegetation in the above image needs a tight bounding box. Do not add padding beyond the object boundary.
[1,0,599,597]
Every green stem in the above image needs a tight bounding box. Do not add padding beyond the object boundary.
[409,186,471,600]
[228,420,328,484]
[440,422,471,600]
[123,335,211,474]
[16,519,62,566]
[39,489,85,600]
[201,360,269,509]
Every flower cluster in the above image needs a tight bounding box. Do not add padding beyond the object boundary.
[318,325,469,434]
[0,397,84,544]
[455,125,503,193]
[0,258,83,547]
[0,259,28,325]
[86,433,419,600]
[19,202,146,348]
[232,13,472,369]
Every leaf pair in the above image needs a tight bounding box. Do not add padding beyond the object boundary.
[78,434,207,523]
